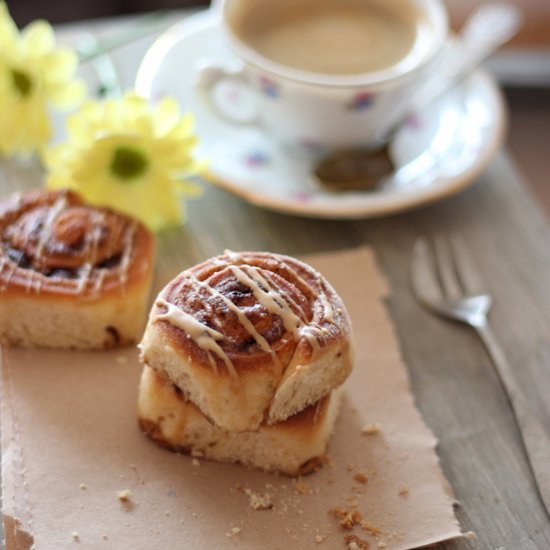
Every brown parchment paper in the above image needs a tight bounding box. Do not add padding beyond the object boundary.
[1,247,467,550]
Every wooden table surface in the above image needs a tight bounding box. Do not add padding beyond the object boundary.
[2,10,550,550]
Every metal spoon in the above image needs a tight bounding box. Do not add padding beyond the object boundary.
[314,3,522,192]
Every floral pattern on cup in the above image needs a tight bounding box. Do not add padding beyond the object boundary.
[348,90,375,111]
[299,138,329,156]
[405,114,422,129]
[259,75,280,99]
[244,150,269,167]
[292,191,313,204]
[223,82,243,104]
[151,90,169,104]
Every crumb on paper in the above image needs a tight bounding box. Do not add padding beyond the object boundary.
[116,355,128,364]
[398,484,409,496]
[347,498,359,508]
[71,531,80,542]
[354,472,368,484]
[243,488,273,510]
[377,542,387,549]
[226,527,242,537]
[330,507,363,529]
[344,533,370,549]
[117,489,131,502]
[347,464,355,472]
[294,481,310,494]
[192,458,200,467]
[79,483,87,490]
[360,521,382,536]
[361,423,381,435]
[191,449,204,458]
[315,534,328,543]
[102,535,108,540]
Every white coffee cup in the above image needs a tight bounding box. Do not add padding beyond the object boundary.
[197,0,448,152]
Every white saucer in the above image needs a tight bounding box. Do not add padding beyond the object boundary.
[136,11,506,219]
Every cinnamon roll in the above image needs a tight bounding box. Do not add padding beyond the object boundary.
[0,189,155,349]
[139,251,353,432]
[138,365,343,476]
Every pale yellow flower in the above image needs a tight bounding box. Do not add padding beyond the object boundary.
[45,93,202,231]
[0,2,85,155]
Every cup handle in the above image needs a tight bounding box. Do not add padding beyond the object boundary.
[196,61,259,126]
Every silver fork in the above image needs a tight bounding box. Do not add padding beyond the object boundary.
[411,236,550,518]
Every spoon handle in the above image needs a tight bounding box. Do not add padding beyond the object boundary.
[382,3,523,141]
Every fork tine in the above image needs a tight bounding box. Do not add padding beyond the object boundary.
[411,238,444,304]
[449,235,485,294]
[434,235,462,299]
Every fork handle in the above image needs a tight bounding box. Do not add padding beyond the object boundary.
[475,322,550,517]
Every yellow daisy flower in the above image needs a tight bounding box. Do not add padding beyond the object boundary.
[45,93,202,231]
[0,2,85,155]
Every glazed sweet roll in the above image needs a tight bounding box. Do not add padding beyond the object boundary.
[139,251,353,432]
[0,189,155,349]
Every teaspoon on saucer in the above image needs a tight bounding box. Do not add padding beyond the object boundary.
[314,2,522,192]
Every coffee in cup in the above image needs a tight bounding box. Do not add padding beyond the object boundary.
[229,0,421,76]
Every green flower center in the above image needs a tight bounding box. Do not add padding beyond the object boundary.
[110,147,149,181]
[11,69,33,97]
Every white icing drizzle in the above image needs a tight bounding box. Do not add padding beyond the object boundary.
[299,325,323,352]
[15,194,67,294]
[223,249,241,262]
[230,266,302,334]
[0,255,15,291]
[93,268,108,294]
[229,264,330,353]
[75,210,106,295]
[317,276,334,323]
[26,267,39,295]
[118,223,137,287]
[186,272,282,370]
[34,194,68,265]
[155,298,237,378]
[76,263,93,294]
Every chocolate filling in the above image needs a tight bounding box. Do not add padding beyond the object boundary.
[2,243,122,279]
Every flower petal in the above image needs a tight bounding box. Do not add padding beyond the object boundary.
[48,79,86,108]
[22,20,55,54]
[44,92,202,230]
[0,2,19,47]
[41,49,79,83]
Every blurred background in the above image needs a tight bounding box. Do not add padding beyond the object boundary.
[8,0,549,48]
[6,0,550,217]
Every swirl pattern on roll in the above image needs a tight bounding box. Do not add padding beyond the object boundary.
[0,189,153,297]
[152,251,352,378]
